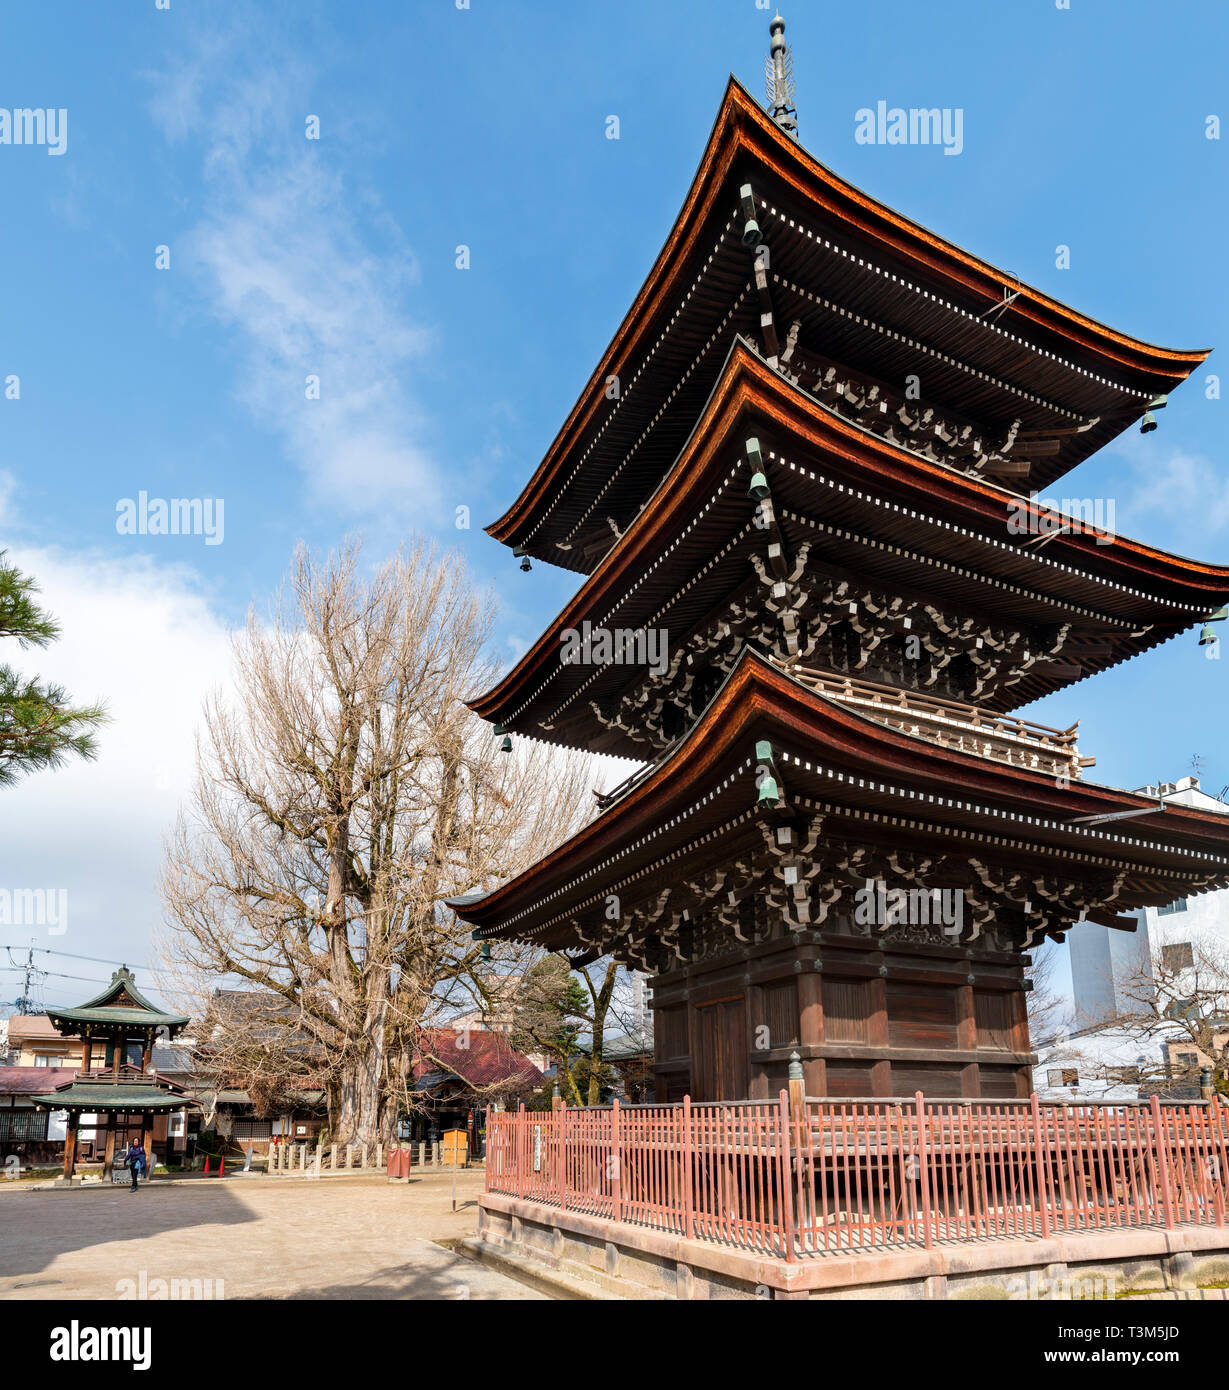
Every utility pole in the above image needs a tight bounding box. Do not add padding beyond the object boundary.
[16,942,35,1015]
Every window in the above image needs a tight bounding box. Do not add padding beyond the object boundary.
[1047,1068,1079,1087]
[0,1110,47,1141]
[1158,899,1188,916]
[33,1053,58,1067]
[232,1119,272,1141]
[1105,1066,1140,1085]
[1176,1052,1198,1068]
[1161,942,1194,972]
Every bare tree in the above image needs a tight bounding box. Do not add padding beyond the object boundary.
[1106,940,1229,1094]
[1026,944,1071,1047]
[1041,940,1229,1099]
[160,539,594,1152]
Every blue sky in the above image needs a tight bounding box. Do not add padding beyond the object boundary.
[2,0,1227,1006]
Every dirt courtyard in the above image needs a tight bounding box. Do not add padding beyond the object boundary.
[0,1170,547,1300]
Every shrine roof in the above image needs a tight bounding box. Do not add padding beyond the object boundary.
[45,966,190,1037]
[490,79,1208,569]
[29,1077,197,1112]
[470,343,1229,752]
[450,649,1229,951]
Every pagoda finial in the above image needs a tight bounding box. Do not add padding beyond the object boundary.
[765,12,798,141]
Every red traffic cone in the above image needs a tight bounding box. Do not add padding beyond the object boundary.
[219,1155,225,1177]
[204,1155,210,1174]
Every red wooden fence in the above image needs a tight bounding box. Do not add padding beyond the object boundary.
[485,1093,1229,1259]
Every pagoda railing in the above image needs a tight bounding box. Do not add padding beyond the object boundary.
[788,667,1091,779]
[70,1067,164,1086]
[485,1094,1229,1261]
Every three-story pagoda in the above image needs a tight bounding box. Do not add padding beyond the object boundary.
[451,19,1229,1104]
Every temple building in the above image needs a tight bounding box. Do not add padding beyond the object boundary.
[450,21,1229,1107]
[28,967,197,1183]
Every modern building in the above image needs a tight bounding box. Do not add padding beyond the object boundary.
[1069,777,1229,1027]
[1034,777,1229,1100]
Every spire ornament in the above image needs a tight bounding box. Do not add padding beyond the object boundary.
[765,13,798,141]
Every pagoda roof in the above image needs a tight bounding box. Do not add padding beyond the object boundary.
[491,79,1207,570]
[472,343,1229,754]
[45,966,191,1038]
[451,650,1229,954]
[29,1073,197,1113]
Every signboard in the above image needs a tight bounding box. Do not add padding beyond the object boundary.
[533,1124,542,1172]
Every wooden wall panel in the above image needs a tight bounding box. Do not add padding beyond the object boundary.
[887,982,958,1049]
[973,991,1013,1051]
[762,979,800,1049]
[825,1062,875,1097]
[890,1065,963,1097]
[978,1066,1026,1098]
[658,1006,689,1060]
[821,977,873,1042]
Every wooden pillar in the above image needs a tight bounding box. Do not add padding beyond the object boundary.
[142,1112,156,1174]
[747,984,770,1099]
[102,1113,117,1180]
[80,1032,91,1074]
[798,970,826,1097]
[61,1112,79,1181]
[869,975,891,1097]
[957,983,979,1098]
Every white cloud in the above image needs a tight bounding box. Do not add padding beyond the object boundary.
[146,31,439,519]
[1116,436,1229,542]
[1,544,231,992]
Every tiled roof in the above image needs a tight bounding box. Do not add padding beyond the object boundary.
[0,1066,77,1094]
[413,1030,542,1093]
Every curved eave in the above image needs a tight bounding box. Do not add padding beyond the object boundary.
[488,77,1208,551]
[45,1007,190,1036]
[470,343,1229,725]
[452,649,1229,934]
[30,1089,198,1112]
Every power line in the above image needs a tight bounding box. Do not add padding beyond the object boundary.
[0,945,155,973]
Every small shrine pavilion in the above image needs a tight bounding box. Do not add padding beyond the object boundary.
[29,967,196,1183]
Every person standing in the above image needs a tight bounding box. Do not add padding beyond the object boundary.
[125,1139,146,1192]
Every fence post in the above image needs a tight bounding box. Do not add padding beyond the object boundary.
[559,1105,569,1213]
[1150,1094,1178,1230]
[1030,1094,1052,1239]
[777,1090,796,1262]
[484,1106,492,1193]
[682,1096,694,1241]
[611,1098,622,1224]
[915,1091,934,1249]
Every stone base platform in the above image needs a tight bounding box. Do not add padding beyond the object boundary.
[472,1193,1229,1301]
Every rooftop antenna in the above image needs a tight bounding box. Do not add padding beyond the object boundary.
[765,13,798,141]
